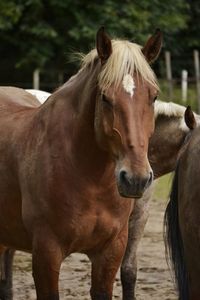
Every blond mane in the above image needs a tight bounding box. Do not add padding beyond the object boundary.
[154,100,186,119]
[80,39,159,91]
[155,100,200,131]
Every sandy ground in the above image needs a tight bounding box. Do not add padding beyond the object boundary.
[13,198,178,300]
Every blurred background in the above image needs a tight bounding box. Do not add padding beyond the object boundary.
[1,2,198,297]
[0,0,199,111]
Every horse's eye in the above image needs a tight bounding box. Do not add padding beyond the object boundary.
[102,95,113,107]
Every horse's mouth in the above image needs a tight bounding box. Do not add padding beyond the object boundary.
[118,190,143,199]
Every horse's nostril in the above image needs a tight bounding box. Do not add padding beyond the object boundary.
[120,170,127,184]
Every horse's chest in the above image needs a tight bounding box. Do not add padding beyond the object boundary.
[45,185,132,253]
[69,210,122,253]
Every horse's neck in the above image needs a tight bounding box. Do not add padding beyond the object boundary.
[41,69,115,180]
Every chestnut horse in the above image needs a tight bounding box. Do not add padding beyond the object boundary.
[121,102,200,300]
[0,100,197,300]
[0,27,162,300]
[164,109,200,300]
[27,93,200,300]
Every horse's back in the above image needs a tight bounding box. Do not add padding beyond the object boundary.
[0,86,40,144]
[0,86,40,110]
[0,86,39,143]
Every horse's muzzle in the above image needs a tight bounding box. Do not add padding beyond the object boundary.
[117,170,153,198]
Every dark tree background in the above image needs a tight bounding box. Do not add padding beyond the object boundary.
[0,0,199,89]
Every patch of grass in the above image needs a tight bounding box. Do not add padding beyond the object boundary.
[153,173,174,201]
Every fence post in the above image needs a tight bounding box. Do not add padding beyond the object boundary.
[33,69,40,90]
[181,70,188,103]
[194,50,200,113]
[165,51,173,100]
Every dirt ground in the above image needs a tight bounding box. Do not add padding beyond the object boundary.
[13,198,178,300]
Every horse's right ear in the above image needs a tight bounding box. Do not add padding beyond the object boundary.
[184,106,197,130]
[142,29,162,64]
[96,27,112,65]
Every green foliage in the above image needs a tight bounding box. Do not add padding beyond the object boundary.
[0,1,22,30]
[0,0,197,85]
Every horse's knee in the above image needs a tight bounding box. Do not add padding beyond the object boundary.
[121,265,137,285]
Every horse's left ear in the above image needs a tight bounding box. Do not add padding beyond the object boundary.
[184,106,197,130]
[96,27,112,65]
[142,29,162,64]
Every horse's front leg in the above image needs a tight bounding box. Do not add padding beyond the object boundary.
[32,229,63,300]
[89,226,128,300]
[121,186,153,300]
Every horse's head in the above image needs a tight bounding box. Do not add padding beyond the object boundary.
[149,101,199,178]
[94,27,162,198]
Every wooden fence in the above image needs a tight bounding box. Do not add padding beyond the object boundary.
[164,50,200,112]
[20,50,200,113]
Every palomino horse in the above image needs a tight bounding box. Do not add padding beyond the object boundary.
[0,100,197,300]
[121,102,200,300]
[164,107,200,300]
[0,27,162,300]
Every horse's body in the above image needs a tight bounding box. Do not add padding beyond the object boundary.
[164,120,200,300]
[0,96,196,300]
[0,27,162,300]
[26,92,199,300]
[121,101,200,300]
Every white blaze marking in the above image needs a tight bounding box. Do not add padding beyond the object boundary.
[122,74,135,97]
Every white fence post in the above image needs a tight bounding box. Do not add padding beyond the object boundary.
[181,70,188,103]
[165,51,173,100]
[33,69,40,90]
